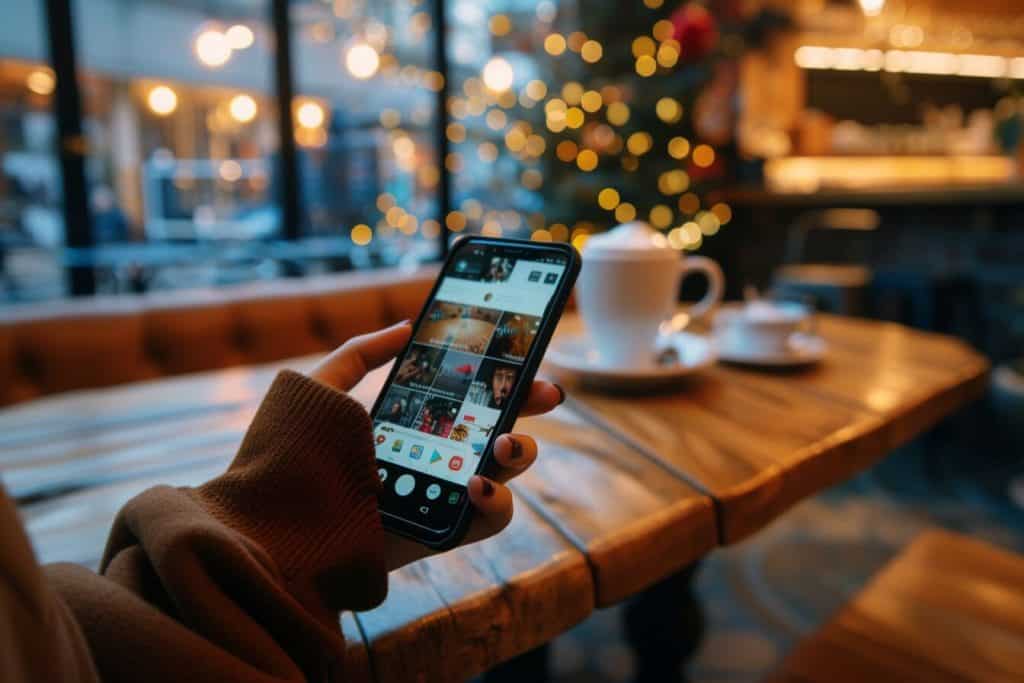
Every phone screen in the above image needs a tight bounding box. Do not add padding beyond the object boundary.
[372,242,569,537]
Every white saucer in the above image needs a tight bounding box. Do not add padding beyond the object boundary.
[716,333,827,367]
[545,332,716,391]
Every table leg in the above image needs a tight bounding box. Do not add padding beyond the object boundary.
[624,563,705,683]
[480,644,550,683]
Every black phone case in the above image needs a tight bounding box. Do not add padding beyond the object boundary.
[369,236,581,550]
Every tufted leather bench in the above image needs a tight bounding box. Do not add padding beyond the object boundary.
[0,266,437,407]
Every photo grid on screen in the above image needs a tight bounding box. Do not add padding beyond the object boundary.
[375,298,540,471]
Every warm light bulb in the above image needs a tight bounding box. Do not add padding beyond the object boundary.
[858,0,885,16]
[147,85,178,116]
[482,57,515,92]
[26,69,55,95]
[345,42,380,80]
[225,24,254,49]
[296,101,325,128]
[195,29,232,68]
[228,94,258,123]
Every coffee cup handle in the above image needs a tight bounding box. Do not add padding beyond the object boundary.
[677,257,725,321]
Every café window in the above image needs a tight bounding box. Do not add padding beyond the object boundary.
[0,3,63,301]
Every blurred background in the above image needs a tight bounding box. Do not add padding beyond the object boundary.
[3,2,1024,680]
[2,1,1019,346]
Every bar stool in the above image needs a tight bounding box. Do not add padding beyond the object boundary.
[772,209,879,316]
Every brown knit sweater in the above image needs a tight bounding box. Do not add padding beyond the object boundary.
[0,370,386,682]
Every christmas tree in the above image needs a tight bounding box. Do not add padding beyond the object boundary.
[513,0,740,251]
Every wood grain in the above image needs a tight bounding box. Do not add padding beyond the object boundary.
[356,495,593,682]
[552,313,988,543]
[513,407,717,606]
[768,530,1024,683]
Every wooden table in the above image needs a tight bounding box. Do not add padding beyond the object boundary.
[0,314,988,681]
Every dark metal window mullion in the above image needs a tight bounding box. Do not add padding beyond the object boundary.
[431,0,451,258]
[43,0,95,296]
[270,0,302,244]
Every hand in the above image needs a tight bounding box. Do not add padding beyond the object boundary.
[310,320,564,572]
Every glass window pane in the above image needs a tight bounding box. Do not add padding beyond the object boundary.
[291,0,442,270]
[73,0,281,293]
[0,3,65,301]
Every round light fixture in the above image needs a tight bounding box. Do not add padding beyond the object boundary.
[195,29,232,68]
[295,101,325,128]
[26,70,55,95]
[345,42,380,80]
[147,85,178,116]
[228,94,258,123]
[225,24,254,49]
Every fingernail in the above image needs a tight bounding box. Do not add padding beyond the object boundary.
[396,318,411,327]
[480,478,495,497]
[554,383,566,405]
[509,438,523,460]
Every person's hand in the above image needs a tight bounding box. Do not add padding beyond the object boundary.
[309,320,564,571]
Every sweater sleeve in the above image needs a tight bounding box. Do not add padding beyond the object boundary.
[43,370,388,683]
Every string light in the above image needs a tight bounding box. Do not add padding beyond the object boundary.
[656,97,682,123]
[614,202,636,222]
[668,137,691,159]
[576,149,598,171]
[632,36,656,58]
[489,14,511,36]
[351,224,372,245]
[650,204,673,228]
[597,188,621,210]
[581,40,603,63]
[581,90,602,112]
[606,101,630,126]
[693,144,715,167]
[482,57,514,92]
[446,211,467,232]
[525,80,548,100]
[544,34,567,56]
[635,55,657,77]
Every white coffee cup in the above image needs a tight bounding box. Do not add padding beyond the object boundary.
[577,222,725,368]
[713,300,812,354]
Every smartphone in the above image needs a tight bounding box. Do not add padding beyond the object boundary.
[369,236,580,549]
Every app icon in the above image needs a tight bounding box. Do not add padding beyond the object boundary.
[544,272,559,284]
[471,442,486,456]
[391,439,403,452]
[429,450,443,464]
[447,492,461,505]
[419,505,430,514]
[448,456,464,471]
[375,434,386,445]
[528,270,541,282]
[410,445,423,459]
[377,468,388,482]
[394,474,415,496]
[426,484,441,500]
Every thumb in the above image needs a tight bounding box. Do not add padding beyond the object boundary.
[310,320,412,391]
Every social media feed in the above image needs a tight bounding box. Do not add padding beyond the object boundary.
[373,253,565,496]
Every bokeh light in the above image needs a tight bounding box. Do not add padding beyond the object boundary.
[482,57,515,92]
[345,42,380,79]
[147,85,178,116]
[228,94,257,123]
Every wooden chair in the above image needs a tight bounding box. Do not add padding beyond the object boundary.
[767,529,1024,683]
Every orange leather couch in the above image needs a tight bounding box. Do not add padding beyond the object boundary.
[0,267,437,407]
